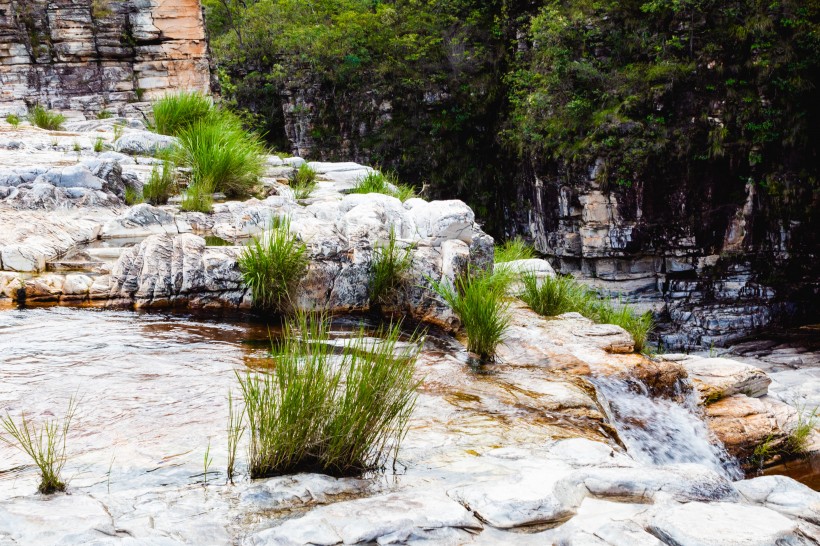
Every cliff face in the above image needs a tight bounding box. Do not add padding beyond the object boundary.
[0,0,210,115]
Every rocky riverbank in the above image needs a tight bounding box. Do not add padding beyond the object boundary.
[1,118,819,544]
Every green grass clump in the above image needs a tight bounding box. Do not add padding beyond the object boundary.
[5,114,21,127]
[351,171,416,202]
[93,137,105,153]
[96,110,113,120]
[370,228,412,306]
[175,115,267,198]
[180,180,215,213]
[495,237,536,263]
[28,105,66,131]
[124,186,143,205]
[290,164,317,199]
[430,267,513,360]
[142,158,176,205]
[520,273,654,353]
[0,398,77,494]
[785,406,818,455]
[238,312,421,478]
[151,91,215,136]
[238,218,308,312]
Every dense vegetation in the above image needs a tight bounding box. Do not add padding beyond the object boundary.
[204,0,819,239]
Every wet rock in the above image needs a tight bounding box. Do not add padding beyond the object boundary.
[646,502,808,546]
[735,475,820,526]
[114,131,178,156]
[23,273,65,302]
[662,354,771,403]
[0,272,25,299]
[240,474,371,512]
[245,490,482,545]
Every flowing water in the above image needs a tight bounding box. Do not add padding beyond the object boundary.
[595,378,744,481]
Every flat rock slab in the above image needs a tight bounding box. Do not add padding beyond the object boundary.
[736,475,820,526]
[663,354,772,402]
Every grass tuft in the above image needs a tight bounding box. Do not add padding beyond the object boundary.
[430,267,513,360]
[238,218,309,312]
[151,91,215,136]
[0,398,77,494]
[520,273,654,353]
[124,186,143,206]
[28,105,66,131]
[351,171,416,202]
[142,157,176,205]
[5,114,21,127]
[96,110,114,120]
[239,312,421,478]
[180,180,214,213]
[290,164,317,199]
[93,137,105,153]
[370,228,412,306]
[785,406,818,455]
[227,390,245,484]
[495,237,536,263]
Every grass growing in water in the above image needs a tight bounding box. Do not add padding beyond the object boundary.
[28,105,66,131]
[494,237,536,263]
[290,164,317,199]
[370,228,412,306]
[351,171,416,202]
[151,91,214,136]
[238,312,421,477]
[226,390,245,484]
[520,273,654,353]
[0,398,77,494]
[430,267,513,360]
[175,115,266,198]
[238,218,308,312]
[180,179,214,213]
[5,114,20,127]
[142,158,176,205]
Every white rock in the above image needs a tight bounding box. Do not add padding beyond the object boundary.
[114,131,177,155]
[736,475,820,525]
[62,273,93,295]
[101,204,188,238]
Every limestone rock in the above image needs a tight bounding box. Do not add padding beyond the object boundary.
[101,204,190,238]
[736,475,820,526]
[705,394,797,459]
[114,131,178,156]
[662,354,772,403]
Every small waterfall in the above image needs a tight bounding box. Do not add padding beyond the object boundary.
[595,378,743,481]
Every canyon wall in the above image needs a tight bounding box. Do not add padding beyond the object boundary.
[0,0,210,116]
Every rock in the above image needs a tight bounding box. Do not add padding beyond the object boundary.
[244,490,481,545]
[705,394,797,459]
[23,274,65,302]
[0,271,25,298]
[662,354,772,402]
[1,243,47,272]
[495,258,556,278]
[114,131,178,156]
[62,274,94,298]
[0,494,116,545]
[240,474,371,511]
[735,475,820,525]
[42,164,104,191]
[647,502,808,546]
[101,204,190,238]
[407,199,476,243]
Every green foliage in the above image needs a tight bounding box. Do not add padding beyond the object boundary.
[370,228,412,306]
[238,218,308,312]
[521,273,654,353]
[290,163,317,199]
[72,141,81,153]
[93,137,105,153]
[5,114,20,127]
[430,267,513,360]
[28,105,65,131]
[785,406,818,455]
[238,312,421,477]
[151,91,215,136]
[350,171,416,202]
[142,158,176,205]
[0,397,77,494]
[226,390,245,484]
[180,180,215,213]
[124,186,143,206]
[112,121,125,142]
[494,237,536,263]
[175,114,267,198]
[96,110,113,120]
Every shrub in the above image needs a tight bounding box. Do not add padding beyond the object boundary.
[290,163,317,199]
[520,273,654,353]
[142,158,176,205]
[151,91,215,136]
[495,237,536,263]
[180,180,215,213]
[238,218,308,312]
[0,398,77,494]
[238,312,421,477]
[28,105,66,131]
[351,171,416,202]
[5,114,20,127]
[430,267,513,360]
[96,110,113,120]
[93,137,105,153]
[175,115,266,197]
[370,228,412,305]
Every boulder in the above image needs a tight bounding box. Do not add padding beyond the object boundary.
[101,204,190,238]
[662,354,772,403]
[114,131,177,156]
[735,475,820,526]
[705,394,797,459]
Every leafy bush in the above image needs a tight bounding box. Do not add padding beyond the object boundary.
[290,163,317,199]
[521,273,654,353]
[370,228,412,305]
[238,312,421,477]
[0,398,77,494]
[351,171,416,202]
[175,115,266,198]
[151,91,215,136]
[430,267,513,360]
[180,180,214,213]
[494,237,536,263]
[238,218,308,312]
[142,158,176,205]
[5,114,20,127]
[28,105,66,131]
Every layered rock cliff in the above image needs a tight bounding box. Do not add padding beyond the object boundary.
[0,0,210,116]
